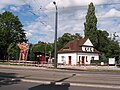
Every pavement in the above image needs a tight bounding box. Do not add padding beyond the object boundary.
[58,65,120,71]
[0,64,120,71]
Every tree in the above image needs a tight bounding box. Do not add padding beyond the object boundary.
[32,41,54,56]
[7,43,20,60]
[57,33,82,50]
[0,11,27,60]
[84,2,97,47]
[96,30,109,51]
[84,3,120,61]
[107,40,120,58]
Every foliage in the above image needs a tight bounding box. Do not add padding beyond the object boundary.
[27,44,35,61]
[96,30,109,51]
[31,33,82,58]
[107,40,120,58]
[7,43,20,60]
[84,3,120,60]
[32,41,54,55]
[57,33,82,50]
[0,11,27,60]
[84,2,97,47]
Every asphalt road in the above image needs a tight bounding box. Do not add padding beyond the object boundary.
[0,82,119,90]
[0,65,120,90]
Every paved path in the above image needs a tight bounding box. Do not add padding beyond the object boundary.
[1,64,120,71]
[58,65,120,70]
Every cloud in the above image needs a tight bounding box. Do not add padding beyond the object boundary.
[24,18,54,43]
[46,0,107,9]
[1,0,120,43]
[10,6,20,12]
[0,0,25,10]
[23,0,120,43]
[103,8,120,18]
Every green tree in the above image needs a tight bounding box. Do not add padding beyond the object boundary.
[107,40,120,58]
[32,41,54,57]
[84,3,120,61]
[84,2,97,47]
[96,30,109,51]
[27,44,35,61]
[0,11,27,60]
[7,43,20,60]
[57,33,82,50]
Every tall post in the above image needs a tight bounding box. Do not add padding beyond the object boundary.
[53,1,58,68]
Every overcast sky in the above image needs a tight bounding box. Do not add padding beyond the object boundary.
[0,0,120,44]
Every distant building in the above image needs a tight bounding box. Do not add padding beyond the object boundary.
[58,38,99,65]
[34,52,49,64]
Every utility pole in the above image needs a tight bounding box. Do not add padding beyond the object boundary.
[53,1,58,68]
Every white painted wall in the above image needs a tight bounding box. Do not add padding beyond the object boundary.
[58,52,99,65]
[58,53,77,65]
[83,39,93,46]
[77,53,99,64]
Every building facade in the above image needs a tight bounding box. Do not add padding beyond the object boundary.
[58,38,99,65]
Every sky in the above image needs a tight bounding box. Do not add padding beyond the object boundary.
[0,0,120,44]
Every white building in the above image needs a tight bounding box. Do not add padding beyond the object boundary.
[58,38,99,65]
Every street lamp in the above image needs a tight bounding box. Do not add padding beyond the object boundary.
[53,1,58,68]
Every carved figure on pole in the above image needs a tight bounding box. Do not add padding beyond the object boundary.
[17,42,29,62]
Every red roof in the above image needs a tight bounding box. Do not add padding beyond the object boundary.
[58,38,99,53]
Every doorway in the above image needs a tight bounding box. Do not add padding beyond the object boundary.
[68,56,72,65]
[82,56,85,65]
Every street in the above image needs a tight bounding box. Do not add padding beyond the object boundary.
[0,65,120,90]
[0,82,119,90]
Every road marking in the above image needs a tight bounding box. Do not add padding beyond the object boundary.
[21,79,120,89]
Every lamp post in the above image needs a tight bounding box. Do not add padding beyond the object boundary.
[53,1,58,68]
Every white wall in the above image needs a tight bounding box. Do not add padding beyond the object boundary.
[58,52,99,65]
[58,53,77,65]
[83,39,93,46]
[77,53,99,64]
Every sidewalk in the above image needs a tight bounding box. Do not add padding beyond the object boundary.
[0,64,120,71]
[58,65,120,71]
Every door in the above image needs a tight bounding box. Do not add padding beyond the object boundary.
[82,56,85,65]
[68,56,72,65]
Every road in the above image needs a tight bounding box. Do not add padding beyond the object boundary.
[0,65,120,90]
[0,82,119,90]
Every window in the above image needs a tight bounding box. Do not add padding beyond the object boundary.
[61,56,64,61]
[86,56,88,62]
[91,57,94,60]
[78,56,81,64]
[79,56,81,61]
[87,48,89,51]
[90,48,92,52]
